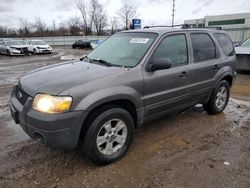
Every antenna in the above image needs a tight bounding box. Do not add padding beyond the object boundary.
[172,0,175,27]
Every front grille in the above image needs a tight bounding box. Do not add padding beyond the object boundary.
[16,86,30,105]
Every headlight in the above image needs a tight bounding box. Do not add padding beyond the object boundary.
[9,47,20,52]
[32,94,72,113]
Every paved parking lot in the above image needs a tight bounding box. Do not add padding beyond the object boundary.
[0,46,250,187]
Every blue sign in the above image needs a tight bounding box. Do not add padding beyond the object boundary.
[132,19,141,29]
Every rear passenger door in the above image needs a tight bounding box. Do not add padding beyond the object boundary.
[188,32,222,100]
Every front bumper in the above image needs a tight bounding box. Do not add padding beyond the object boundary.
[36,48,52,54]
[10,50,25,56]
[9,47,29,55]
[10,85,87,149]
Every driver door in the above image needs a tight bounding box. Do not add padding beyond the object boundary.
[143,33,194,119]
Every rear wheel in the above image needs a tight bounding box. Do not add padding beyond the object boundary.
[82,107,134,165]
[203,80,230,114]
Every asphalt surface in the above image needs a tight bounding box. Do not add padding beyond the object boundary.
[0,46,250,188]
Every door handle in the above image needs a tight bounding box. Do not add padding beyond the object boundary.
[179,71,188,78]
[212,64,220,70]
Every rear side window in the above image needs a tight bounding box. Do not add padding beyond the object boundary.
[191,33,216,62]
[214,33,235,56]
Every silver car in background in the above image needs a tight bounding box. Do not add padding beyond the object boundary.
[235,37,250,71]
[0,40,30,56]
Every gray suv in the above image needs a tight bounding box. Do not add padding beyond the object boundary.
[10,27,236,165]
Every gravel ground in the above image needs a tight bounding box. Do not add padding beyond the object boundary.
[0,46,250,188]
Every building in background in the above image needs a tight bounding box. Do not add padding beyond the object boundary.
[184,12,250,42]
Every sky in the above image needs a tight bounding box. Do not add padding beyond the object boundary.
[0,0,249,29]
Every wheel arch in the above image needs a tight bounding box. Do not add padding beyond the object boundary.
[79,98,139,144]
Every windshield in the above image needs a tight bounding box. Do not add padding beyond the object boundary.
[241,38,250,47]
[17,40,26,44]
[7,41,24,46]
[88,32,157,67]
[33,40,47,45]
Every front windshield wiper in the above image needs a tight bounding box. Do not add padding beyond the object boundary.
[80,55,93,62]
[91,58,115,67]
[80,55,120,67]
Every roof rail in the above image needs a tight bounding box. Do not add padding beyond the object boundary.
[184,25,222,30]
[143,24,184,29]
[143,24,222,30]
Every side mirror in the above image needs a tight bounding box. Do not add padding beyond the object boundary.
[148,58,172,72]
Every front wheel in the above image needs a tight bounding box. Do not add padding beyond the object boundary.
[203,80,230,114]
[83,107,134,165]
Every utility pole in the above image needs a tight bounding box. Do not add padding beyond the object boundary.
[171,0,175,27]
[52,20,56,46]
[52,20,56,32]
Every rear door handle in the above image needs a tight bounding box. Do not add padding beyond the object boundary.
[212,64,220,70]
[179,71,188,78]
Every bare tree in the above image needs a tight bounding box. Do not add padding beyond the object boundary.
[67,16,82,35]
[33,17,47,35]
[90,0,107,35]
[76,0,92,35]
[110,17,119,34]
[117,3,137,30]
[19,18,31,36]
[0,26,8,37]
[57,22,69,35]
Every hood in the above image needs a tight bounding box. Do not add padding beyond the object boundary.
[19,61,122,97]
[9,45,27,48]
[235,46,250,55]
[35,45,50,48]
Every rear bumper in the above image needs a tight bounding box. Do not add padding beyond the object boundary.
[10,85,88,149]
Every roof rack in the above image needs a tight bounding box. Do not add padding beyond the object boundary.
[143,24,184,29]
[143,24,222,30]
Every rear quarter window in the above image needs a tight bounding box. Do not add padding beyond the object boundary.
[214,33,235,56]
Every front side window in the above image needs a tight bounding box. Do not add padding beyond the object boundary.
[151,34,188,66]
[88,32,157,67]
[214,33,234,56]
[191,33,216,62]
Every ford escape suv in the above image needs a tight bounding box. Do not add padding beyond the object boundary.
[10,27,236,165]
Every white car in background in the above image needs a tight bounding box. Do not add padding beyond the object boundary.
[235,37,250,71]
[27,40,52,54]
[0,40,30,56]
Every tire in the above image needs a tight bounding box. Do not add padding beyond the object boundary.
[7,50,11,56]
[83,107,135,165]
[203,80,230,115]
[33,49,37,54]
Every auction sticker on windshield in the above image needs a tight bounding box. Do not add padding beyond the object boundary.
[130,38,149,44]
